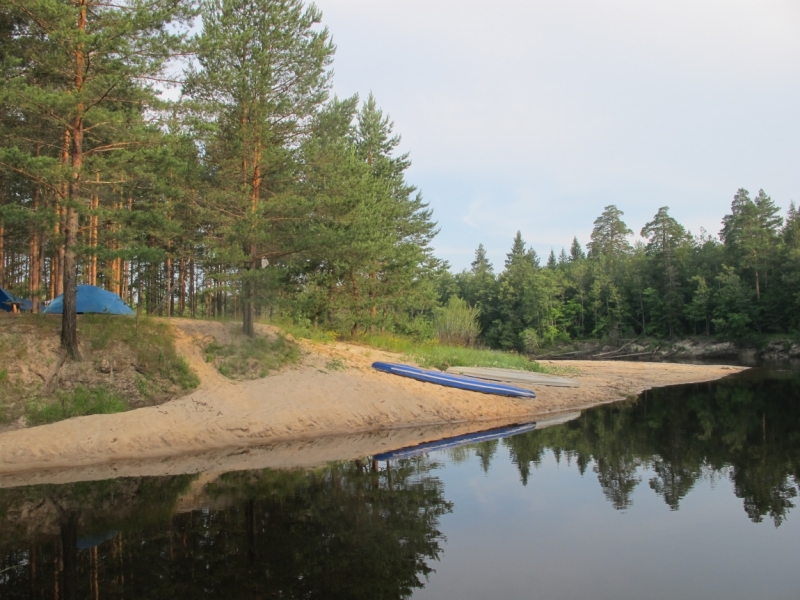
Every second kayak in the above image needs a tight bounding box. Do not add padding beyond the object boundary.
[372,362,536,398]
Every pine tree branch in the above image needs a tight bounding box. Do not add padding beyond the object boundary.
[0,161,64,199]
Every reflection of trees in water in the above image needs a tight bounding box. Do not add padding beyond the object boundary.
[2,373,798,597]
[474,440,499,473]
[0,458,451,599]
[505,371,800,524]
[446,440,499,473]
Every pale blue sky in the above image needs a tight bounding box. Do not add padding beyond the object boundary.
[316,0,800,271]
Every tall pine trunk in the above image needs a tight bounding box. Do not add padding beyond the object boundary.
[179,257,186,314]
[755,269,761,302]
[55,130,71,298]
[61,0,87,359]
[0,219,4,289]
[89,172,99,285]
[30,185,42,312]
[189,258,195,317]
[166,243,173,317]
[62,156,81,357]
[242,145,261,338]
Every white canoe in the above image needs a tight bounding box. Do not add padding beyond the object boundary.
[445,366,579,388]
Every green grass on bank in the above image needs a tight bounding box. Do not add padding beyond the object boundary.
[407,344,545,372]
[0,314,199,428]
[275,319,339,344]
[352,332,545,371]
[272,323,550,373]
[204,332,301,380]
[80,315,199,391]
[26,386,128,426]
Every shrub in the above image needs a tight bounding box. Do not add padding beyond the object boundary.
[434,297,480,347]
[520,329,539,353]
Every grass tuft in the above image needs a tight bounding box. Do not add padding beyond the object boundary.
[325,358,346,371]
[81,315,199,391]
[434,296,481,347]
[26,386,128,426]
[272,321,558,374]
[314,330,548,373]
[205,333,300,380]
[407,344,544,372]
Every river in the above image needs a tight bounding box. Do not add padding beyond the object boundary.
[1,366,799,599]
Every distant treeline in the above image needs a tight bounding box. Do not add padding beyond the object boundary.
[440,192,800,350]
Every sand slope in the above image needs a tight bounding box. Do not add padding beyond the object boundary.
[0,319,746,478]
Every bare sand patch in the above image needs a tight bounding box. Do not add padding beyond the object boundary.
[0,318,747,480]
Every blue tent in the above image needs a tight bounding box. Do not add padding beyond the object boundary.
[44,285,135,315]
[0,288,32,312]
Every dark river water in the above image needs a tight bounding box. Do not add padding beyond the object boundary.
[1,366,800,599]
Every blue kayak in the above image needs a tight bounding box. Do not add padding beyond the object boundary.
[373,422,538,461]
[371,362,536,398]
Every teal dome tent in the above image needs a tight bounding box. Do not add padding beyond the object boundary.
[44,285,135,315]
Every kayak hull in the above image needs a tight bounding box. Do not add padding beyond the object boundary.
[372,362,536,398]
[446,366,579,388]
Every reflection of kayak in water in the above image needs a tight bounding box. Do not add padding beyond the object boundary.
[372,412,581,462]
[446,366,579,388]
[371,362,537,398]
[373,422,539,461]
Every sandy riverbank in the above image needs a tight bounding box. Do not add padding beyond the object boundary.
[0,319,747,481]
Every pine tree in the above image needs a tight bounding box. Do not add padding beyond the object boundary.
[720,188,782,303]
[526,248,541,269]
[588,205,632,263]
[585,206,632,335]
[505,231,526,268]
[456,243,497,340]
[776,202,800,330]
[685,275,711,335]
[547,249,557,270]
[784,202,800,249]
[569,237,585,261]
[640,207,690,336]
[186,0,334,336]
[471,243,493,275]
[350,96,439,332]
[2,0,194,357]
[294,94,439,333]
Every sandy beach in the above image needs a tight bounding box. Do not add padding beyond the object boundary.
[0,319,747,482]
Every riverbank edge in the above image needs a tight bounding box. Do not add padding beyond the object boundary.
[0,359,746,486]
[534,335,800,361]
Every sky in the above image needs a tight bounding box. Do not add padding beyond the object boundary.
[313,0,800,271]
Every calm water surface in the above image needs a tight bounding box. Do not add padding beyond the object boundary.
[1,367,800,599]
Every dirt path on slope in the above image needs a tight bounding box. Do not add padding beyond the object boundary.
[0,319,747,479]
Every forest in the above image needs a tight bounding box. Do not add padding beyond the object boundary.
[2,0,799,356]
[444,194,800,352]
